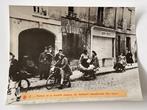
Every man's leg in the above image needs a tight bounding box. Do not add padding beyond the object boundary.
[45,67,50,79]
[40,72,43,80]
[15,81,21,101]
[58,69,64,89]
[7,78,12,95]
[65,74,71,87]
[60,69,64,85]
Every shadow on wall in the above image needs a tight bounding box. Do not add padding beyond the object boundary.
[135,10,147,101]
[136,9,144,27]
[138,59,147,101]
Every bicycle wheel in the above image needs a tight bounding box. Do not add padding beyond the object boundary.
[18,79,30,91]
[46,74,55,90]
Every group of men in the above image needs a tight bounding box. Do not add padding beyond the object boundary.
[38,46,72,87]
[7,47,72,101]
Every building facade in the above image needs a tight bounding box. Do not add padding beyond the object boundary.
[115,7,136,62]
[10,6,136,66]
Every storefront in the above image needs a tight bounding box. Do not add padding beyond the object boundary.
[115,32,137,62]
[91,26,116,67]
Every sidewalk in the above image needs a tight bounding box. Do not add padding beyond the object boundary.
[27,63,138,89]
[96,63,138,75]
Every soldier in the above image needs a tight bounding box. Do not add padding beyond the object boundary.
[46,45,53,77]
[39,47,52,80]
[55,53,72,89]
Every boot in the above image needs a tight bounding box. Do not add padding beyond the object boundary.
[58,84,63,89]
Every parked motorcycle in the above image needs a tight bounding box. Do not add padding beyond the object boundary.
[113,62,126,72]
[113,54,127,72]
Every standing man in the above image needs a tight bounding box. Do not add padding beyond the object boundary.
[39,47,50,80]
[126,50,134,66]
[46,45,53,78]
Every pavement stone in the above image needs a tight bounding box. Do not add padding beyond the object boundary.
[27,63,138,88]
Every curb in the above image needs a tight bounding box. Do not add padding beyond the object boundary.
[95,66,138,76]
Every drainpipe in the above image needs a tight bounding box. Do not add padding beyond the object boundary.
[114,7,117,30]
[87,7,91,53]
[114,7,117,61]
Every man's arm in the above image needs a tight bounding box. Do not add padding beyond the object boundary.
[39,54,42,63]
[61,58,68,69]
[79,54,83,64]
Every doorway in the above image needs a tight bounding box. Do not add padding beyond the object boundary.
[117,35,121,56]
[126,37,131,51]
[19,28,55,65]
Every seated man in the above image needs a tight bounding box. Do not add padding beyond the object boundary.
[113,53,126,72]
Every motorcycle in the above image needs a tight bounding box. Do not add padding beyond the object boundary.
[113,59,127,72]
[79,64,96,81]
[46,66,71,90]
[113,62,125,72]
[18,70,32,91]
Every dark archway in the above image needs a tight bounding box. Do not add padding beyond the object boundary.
[19,28,55,65]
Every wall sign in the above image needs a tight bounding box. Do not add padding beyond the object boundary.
[92,26,115,38]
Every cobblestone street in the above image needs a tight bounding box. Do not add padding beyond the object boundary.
[28,68,142,98]
[7,68,142,104]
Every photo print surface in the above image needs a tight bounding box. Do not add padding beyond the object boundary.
[7,6,142,104]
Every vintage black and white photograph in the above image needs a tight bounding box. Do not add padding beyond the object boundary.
[7,6,142,104]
